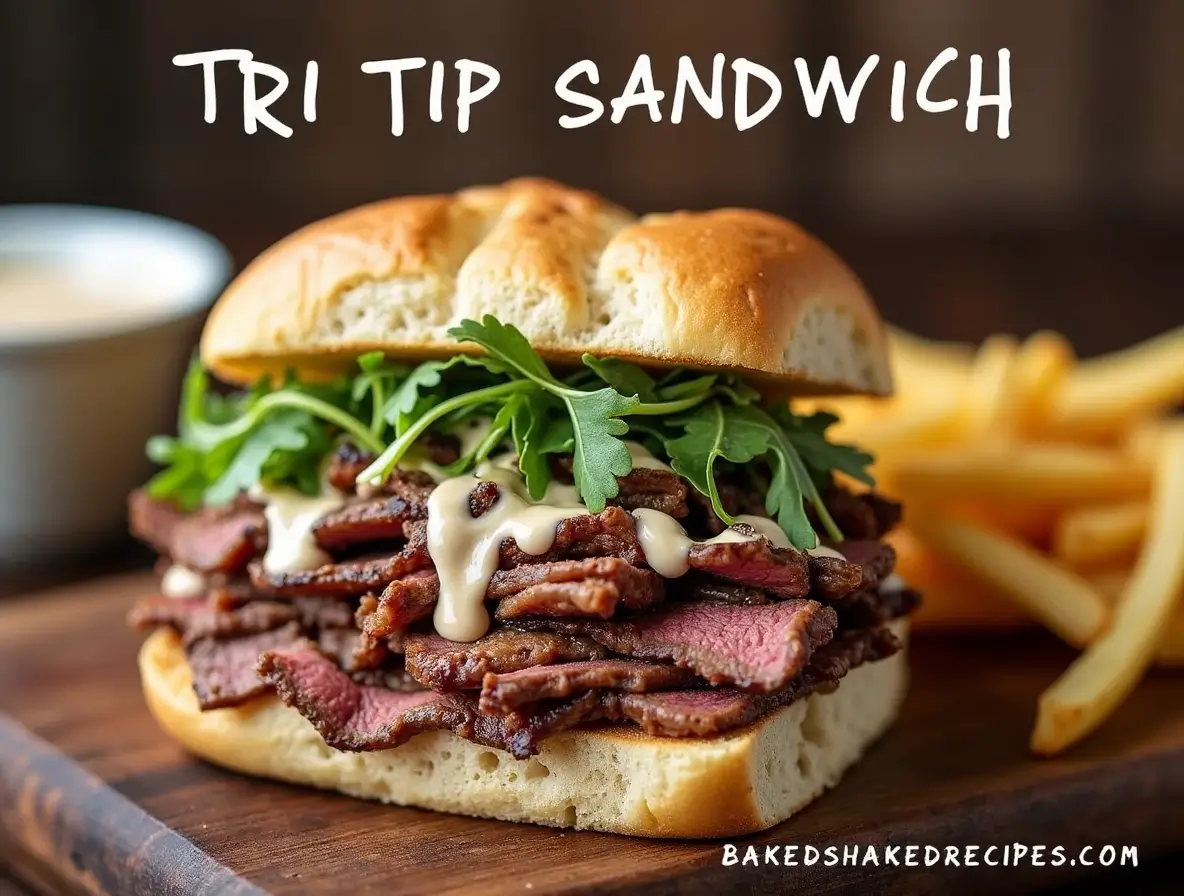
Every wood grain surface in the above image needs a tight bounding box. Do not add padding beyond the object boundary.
[1,573,1182,895]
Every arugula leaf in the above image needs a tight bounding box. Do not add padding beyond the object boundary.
[448,316,554,383]
[776,408,875,488]
[665,401,766,521]
[565,390,636,510]
[204,410,312,505]
[448,317,641,511]
[581,354,659,402]
[724,405,835,547]
[384,361,448,435]
[665,402,845,549]
[148,316,872,547]
[512,392,555,500]
[656,374,717,402]
[537,416,574,455]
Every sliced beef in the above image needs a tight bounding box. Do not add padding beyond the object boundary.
[802,625,902,686]
[835,540,897,590]
[809,541,895,599]
[480,659,695,714]
[675,576,769,606]
[326,443,376,491]
[486,557,655,602]
[554,452,666,501]
[129,490,266,574]
[493,560,664,620]
[317,626,387,672]
[687,477,768,535]
[349,667,427,692]
[423,433,462,467]
[468,479,500,516]
[251,524,431,597]
[611,468,688,518]
[358,571,441,635]
[325,443,439,501]
[604,624,901,737]
[258,646,602,759]
[513,599,836,693]
[187,623,307,710]
[290,597,357,631]
[312,494,427,551]
[498,506,643,568]
[808,556,864,598]
[685,538,810,599]
[829,586,921,627]
[495,579,644,621]
[404,629,607,691]
[130,595,300,644]
[816,488,903,541]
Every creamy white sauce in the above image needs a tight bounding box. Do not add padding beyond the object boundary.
[427,467,588,642]
[455,416,495,457]
[630,509,791,578]
[249,484,346,574]
[806,544,847,561]
[0,263,175,335]
[879,572,907,593]
[624,441,674,472]
[160,564,207,599]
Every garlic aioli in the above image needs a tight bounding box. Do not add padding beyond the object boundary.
[249,484,346,574]
[427,466,588,642]
[624,441,674,472]
[806,544,847,561]
[879,572,906,592]
[630,509,792,578]
[160,564,207,599]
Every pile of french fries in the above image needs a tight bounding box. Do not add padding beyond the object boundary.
[803,325,1184,756]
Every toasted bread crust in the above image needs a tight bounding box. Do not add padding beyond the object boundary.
[201,178,892,396]
[139,621,908,837]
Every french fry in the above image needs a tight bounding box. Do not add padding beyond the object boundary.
[1082,568,1184,667]
[887,325,974,372]
[1046,326,1184,440]
[830,399,967,455]
[1011,331,1075,436]
[949,501,1062,545]
[1080,568,1130,603]
[908,513,1109,648]
[1052,502,1148,569]
[887,444,1151,505]
[960,334,1018,439]
[1156,613,1184,667]
[1031,425,1184,755]
[886,327,971,407]
[1123,418,1169,468]
[890,527,1034,631]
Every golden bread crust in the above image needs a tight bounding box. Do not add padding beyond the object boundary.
[139,621,908,837]
[201,178,891,396]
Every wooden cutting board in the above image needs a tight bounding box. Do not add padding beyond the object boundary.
[1,574,1182,895]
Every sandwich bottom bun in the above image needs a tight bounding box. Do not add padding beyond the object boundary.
[139,620,910,838]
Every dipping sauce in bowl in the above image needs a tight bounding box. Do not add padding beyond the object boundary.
[0,264,178,335]
[0,205,232,566]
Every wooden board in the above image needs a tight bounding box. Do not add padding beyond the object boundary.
[1,574,1183,895]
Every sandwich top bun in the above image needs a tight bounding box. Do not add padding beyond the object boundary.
[201,178,892,396]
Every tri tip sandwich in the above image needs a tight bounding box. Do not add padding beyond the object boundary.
[128,178,918,837]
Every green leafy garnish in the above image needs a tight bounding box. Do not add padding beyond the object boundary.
[144,316,874,549]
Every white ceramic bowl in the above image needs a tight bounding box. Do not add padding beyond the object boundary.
[0,205,232,566]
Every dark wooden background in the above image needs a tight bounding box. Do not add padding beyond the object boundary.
[1,0,1181,353]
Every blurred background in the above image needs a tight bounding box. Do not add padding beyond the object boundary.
[1,0,1181,354]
